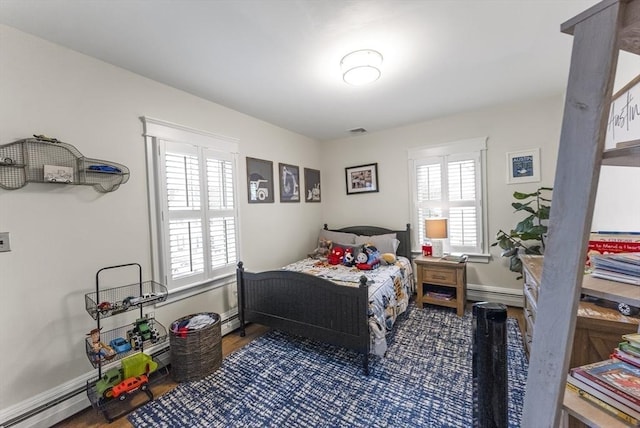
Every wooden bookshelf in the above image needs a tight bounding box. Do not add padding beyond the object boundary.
[581,274,640,308]
[522,2,640,425]
[563,388,632,428]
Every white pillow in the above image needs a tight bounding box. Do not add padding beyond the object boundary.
[355,233,400,255]
[319,229,357,245]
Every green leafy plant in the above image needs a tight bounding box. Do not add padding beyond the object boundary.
[492,187,553,278]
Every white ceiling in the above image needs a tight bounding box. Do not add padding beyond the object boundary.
[0,0,598,141]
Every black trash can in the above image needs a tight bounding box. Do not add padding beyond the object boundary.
[170,312,222,382]
[472,302,508,428]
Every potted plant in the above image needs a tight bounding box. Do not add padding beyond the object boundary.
[492,187,552,279]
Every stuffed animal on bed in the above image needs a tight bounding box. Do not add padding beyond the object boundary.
[355,244,381,270]
[343,247,355,267]
[308,238,332,260]
[379,253,397,265]
[327,246,345,265]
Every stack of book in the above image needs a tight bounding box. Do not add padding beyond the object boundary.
[425,290,454,300]
[425,285,454,300]
[590,252,640,285]
[566,333,640,426]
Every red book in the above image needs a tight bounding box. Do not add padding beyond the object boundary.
[571,359,640,411]
[613,348,640,369]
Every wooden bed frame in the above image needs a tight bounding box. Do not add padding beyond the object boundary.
[236,224,411,375]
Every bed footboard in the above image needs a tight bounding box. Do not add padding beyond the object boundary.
[236,262,371,374]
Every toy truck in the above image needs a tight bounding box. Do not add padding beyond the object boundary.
[110,374,149,401]
[127,317,160,350]
[95,352,158,399]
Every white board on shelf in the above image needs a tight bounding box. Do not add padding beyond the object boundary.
[605,74,640,150]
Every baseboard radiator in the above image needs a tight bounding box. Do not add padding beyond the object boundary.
[467,283,524,308]
[0,310,240,428]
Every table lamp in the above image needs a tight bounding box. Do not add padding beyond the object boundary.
[425,218,448,258]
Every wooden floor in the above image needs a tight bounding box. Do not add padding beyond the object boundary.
[54,304,524,427]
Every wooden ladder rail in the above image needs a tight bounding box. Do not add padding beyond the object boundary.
[521,1,625,426]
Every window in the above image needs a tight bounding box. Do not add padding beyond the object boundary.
[409,137,488,261]
[142,117,240,296]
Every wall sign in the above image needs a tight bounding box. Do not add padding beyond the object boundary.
[506,148,540,184]
[605,74,640,150]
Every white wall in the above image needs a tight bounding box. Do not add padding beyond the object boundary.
[0,25,322,413]
[321,95,564,291]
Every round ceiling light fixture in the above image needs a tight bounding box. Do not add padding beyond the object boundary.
[340,49,383,86]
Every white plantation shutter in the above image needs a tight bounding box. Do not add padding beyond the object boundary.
[166,152,201,211]
[447,157,479,250]
[206,155,237,270]
[415,161,443,242]
[142,117,239,293]
[169,219,204,278]
[409,138,487,257]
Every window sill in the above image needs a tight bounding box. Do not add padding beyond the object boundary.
[411,251,490,264]
[155,272,236,306]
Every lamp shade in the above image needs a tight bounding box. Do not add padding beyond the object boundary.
[425,218,448,239]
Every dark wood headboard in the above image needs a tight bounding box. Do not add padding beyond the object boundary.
[324,224,412,259]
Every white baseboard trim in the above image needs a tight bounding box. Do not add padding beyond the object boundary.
[467,283,524,308]
[0,309,240,428]
[0,370,93,428]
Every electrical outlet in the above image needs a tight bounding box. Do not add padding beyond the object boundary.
[0,232,10,252]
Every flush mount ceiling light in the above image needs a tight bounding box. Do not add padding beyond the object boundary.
[340,49,383,86]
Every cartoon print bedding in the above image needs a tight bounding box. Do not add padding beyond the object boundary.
[283,256,414,356]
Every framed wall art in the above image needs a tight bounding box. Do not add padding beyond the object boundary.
[506,148,540,184]
[345,163,379,195]
[278,163,300,203]
[246,157,274,203]
[304,168,321,202]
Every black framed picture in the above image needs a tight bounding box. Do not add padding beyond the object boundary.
[304,168,321,203]
[278,163,300,203]
[345,163,379,195]
[246,157,274,203]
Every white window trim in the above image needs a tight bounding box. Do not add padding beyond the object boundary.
[408,137,490,263]
[141,116,242,302]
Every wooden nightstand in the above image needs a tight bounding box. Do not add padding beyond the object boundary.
[414,255,467,316]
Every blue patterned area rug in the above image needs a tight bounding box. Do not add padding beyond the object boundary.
[129,305,528,427]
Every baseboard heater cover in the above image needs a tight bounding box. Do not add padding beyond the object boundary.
[467,283,524,308]
[0,309,240,428]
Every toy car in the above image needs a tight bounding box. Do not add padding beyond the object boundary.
[87,165,122,174]
[123,292,164,308]
[108,374,149,401]
[97,301,112,315]
[127,318,160,350]
[109,337,132,354]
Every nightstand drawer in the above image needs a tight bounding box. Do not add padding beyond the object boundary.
[422,267,457,286]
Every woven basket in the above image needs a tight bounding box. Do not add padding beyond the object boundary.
[170,312,222,382]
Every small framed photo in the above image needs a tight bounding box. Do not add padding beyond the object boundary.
[345,163,378,195]
[304,168,321,202]
[506,149,540,184]
[278,163,300,203]
[246,157,274,203]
